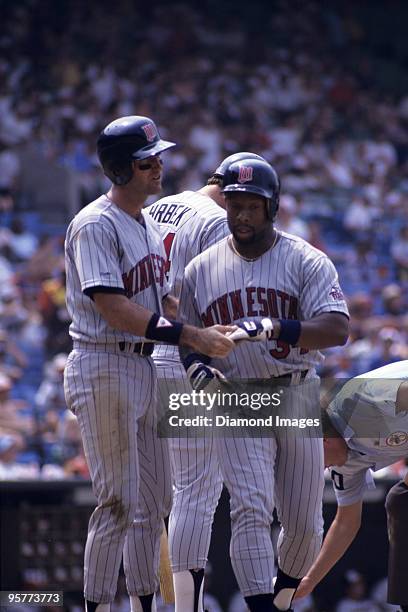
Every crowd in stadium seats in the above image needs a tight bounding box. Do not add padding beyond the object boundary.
[0,0,407,479]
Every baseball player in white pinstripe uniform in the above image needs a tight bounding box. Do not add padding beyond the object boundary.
[177,158,350,612]
[147,153,266,612]
[63,116,235,612]
[296,360,408,609]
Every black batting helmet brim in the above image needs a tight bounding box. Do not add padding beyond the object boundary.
[131,139,176,160]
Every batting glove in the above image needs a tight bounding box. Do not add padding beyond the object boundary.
[227,318,274,342]
[186,361,226,391]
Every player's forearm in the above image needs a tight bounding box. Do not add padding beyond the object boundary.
[94,293,155,336]
[302,508,361,589]
[297,316,349,349]
[272,313,349,350]
[179,325,203,351]
[94,293,235,356]
[179,324,236,356]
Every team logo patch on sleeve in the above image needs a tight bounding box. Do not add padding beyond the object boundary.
[386,431,408,446]
[238,166,253,183]
[142,123,158,142]
[329,284,344,300]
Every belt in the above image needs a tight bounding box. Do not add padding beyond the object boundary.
[279,370,308,382]
[252,370,309,386]
[118,341,154,357]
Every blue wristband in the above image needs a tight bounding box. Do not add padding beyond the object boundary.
[145,313,183,345]
[278,319,301,346]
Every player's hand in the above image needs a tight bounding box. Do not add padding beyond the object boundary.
[185,325,236,358]
[293,576,315,600]
[226,318,273,343]
[186,361,226,391]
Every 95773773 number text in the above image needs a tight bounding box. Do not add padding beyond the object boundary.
[0,592,63,607]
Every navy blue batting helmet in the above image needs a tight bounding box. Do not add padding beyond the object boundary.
[97,115,176,185]
[214,151,266,177]
[222,158,280,220]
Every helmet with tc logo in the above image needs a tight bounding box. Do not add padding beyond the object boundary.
[214,151,266,178]
[222,158,280,220]
[97,115,176,185]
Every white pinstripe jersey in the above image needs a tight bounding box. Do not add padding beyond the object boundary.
[147,190,229,366]
[327,360,408,506]
[65,194,169,344]
[178,231,349,378]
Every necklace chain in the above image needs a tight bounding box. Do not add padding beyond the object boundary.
[228,231,279,261]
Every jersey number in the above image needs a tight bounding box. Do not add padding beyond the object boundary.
[269,342,309,360]
[331,470,345,491]
[163,232,175,277]
[269,341,290,360]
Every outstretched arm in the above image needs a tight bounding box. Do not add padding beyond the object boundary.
[94,293,235,358]
[295,500,362,599]
[226,312,349,350]
[272,312,349,350]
